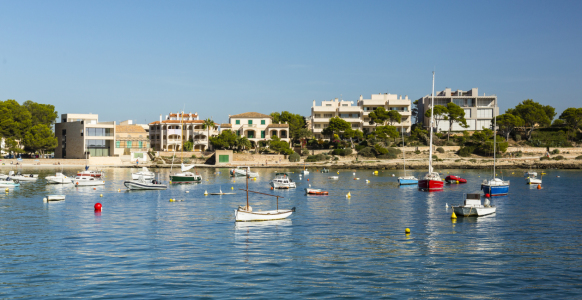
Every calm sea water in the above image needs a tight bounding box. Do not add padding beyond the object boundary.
[1,166,581,299]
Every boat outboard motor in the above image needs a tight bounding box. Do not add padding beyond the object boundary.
[484,198,491,207]
[30,174,34,178]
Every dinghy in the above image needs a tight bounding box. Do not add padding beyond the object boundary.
[124,176,167,190]
[235,170,294,222]
[132,167,155,180]
[445,175,467,184]
[45,172,73,184]
[43,195,66,202]
[452,193,496,217]
[305,188,329,195]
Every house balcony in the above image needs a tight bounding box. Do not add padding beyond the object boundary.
[312,117,331,123]
[338,106,362,113]
[340,117,362,123]
[312,106,337,112]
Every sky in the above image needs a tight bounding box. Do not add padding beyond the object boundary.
[1,0,581,125]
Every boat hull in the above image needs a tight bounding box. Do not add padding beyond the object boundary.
[398,178,418,185]
[124,181,167,190]
[418,179,444,191]
[170,175,201,183]
[0,182,20,188]
[525,178,542,184]
[453,206,496,217]
[45,177,73,184]
[445,175,467,184]
[44,195,66,202]
[74,180,105,186]
[131,173,155,180]
[481,184,509,196]
[234,209,294,222]
[230,169,258,178]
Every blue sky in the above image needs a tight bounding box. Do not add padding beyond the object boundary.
[1,0,581,124]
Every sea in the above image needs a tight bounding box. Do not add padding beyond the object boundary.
[1,167,581,299]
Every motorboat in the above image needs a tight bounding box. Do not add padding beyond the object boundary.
[418,73,443,191]
[73,176,105,186]
[45,172,73,184]
[43,195,66,202]
[481,178,510,196]
[230,166,259,178]
[305,188,328,195]
[480,115,510,196]
[132,167,155,180]
[525,175,542,185]
[398,124,418,186]
[270,173,296,189]
[0,178,20,188]
[235,172,295,222]
[321,168,330,173]
[170,171,202,183]
[124,176,167,190]
[0,171,38,182]
[77,169,104,178]
[445,175,467,184]
[524,170,537,177]
[452,193,496,217]
[328,176,339,180]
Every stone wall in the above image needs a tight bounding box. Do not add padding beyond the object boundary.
[233,153,286,162]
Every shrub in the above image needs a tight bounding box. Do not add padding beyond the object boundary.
[458,146,474,157]
[455,159,462,162]
[432,155,438,160]
[355,144,366,152]
[540,156,550,161]
[414,150,421,154]
[436,147,445,153]
[377,153,397,159]
[515,134,522,142]
[331,148,353,156]
[553,155,565,160]
[358,147,375,157]
[289,153,300,162]
[374,144,388,155]
[551,149,560,154]
[576,155,582,160]
[469,159,477,163]
[333,157,339,161]
[301,149,309,156]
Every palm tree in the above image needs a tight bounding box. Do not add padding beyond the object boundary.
[202,118,216,151]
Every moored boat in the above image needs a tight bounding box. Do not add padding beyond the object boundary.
[418,72,443,191]
[77,169,104,178]
[452,193,496,217]
[43,195,66,202]
[445,175,467,184]
[73,176,105,186]
[305,188,328,195]
[230,166,258,178]
[0,178,20,188]
[235,170,295,222]
[132,167,155,180]
[124,177,167,190]
[398,124,418,186]
[0,171,38,182]
[270,173,296,189]
[45,172,73,184]
[480,114,510,196]
[525,175,542,185]
[321,168,330,173]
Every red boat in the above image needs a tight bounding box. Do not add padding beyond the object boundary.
[445,175,467,184]
[418,172,444,191]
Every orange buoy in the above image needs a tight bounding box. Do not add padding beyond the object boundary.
[271,187,274,190]
[537,184,541,189]
[307,179,309,181]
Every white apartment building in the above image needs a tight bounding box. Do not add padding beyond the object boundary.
[229,112,291,146]
[149,112,230,152]
[54,113,116,158]
[310,93,412,139]
[418,88,498,132]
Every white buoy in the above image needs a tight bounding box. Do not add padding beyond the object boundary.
[186,191,189,193]
[446,203,448,208]
[353,172,355,176]
[43,198,47,202]
[309,184,311,187]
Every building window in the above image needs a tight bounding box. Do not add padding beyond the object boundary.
[314,124,321,128]
[236,131,240,136]
[261,131,265,138]
[116,141,120,148]
[477,109,493,118]
[342,104,348,106]
[261,120,265,125]
[324,114,333,118]
[139,141,143,148]
[87,128,112,136]
[352,124,359,128]
[248,120,253,125]
[314,114,321,118]
[325,104,332,107]
[236,120,240,125]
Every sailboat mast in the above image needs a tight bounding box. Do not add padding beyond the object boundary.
[428,72,435,174]
[401,123,406,175]
[493,116,497,178]
[180,111,184,165]
[246,170,249,209]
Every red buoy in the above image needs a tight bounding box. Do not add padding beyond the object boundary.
[485,193,490,198]
[307,179,309,181]
[94,203,102,211]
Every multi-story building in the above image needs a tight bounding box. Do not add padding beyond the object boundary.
[418,88,498,132]
[229,112,291,146]
[310,94,412,139]
[114,121,150,156]
[148,112,229,152]
[54,113,116,159]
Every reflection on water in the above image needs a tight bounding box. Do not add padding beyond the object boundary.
[0,167,581,298]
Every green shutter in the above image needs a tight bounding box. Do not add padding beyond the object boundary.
[248,120,252,125]
[236,120,240,125]
[139,141,143,148]
[261,120,265,125]
[261,131,265,138]
[127,141,132,148]
[219,155,229,163]
[116,141,120,148]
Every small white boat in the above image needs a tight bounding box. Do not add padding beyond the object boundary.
[235,172,294,222]
[270,173,296,189]
[0,171,38,182]
[230,166,259,178]
[124,176,167,190]
[525,175,542,185]
[45,172,73,184]
[132,167,155,180]
[452,193,496,217]
[43,195,66,202]
[524,170,537,177]
[77,169,105,178]
[210,188,236,195]
[0,178,20,188]
[328,176,339,180]
[73,176,105,186]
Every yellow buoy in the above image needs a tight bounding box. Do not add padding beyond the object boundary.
[405,228,411,234]
[346,191,351,198]
[204,190,208,196]
[5,188,8,193]
[100,194,103,197]
[451,211,457,219]
[169,199,174,202]
[456,180,459,184]
[231,186,234,190]
[253,178,256,181]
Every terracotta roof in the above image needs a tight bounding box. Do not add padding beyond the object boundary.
[149,120,204,125]
[266,124,289,129]
[115,125,146,133]
[229,112,272,119]
[220,124,232,128]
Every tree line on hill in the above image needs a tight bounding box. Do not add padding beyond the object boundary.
[1,99,58,156]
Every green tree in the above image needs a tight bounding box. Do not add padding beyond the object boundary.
[2,138,25,154]
[202,118,216,150]
[294,128,313,150]
[424,105,448,130]
[343,128,363,148]
[368,107,389,128]
[269,136,294,155]
[209,130,238,150]
[375,125,399,143]
[23,100,58,126]
[444,102,468,141]
[0,99,33,139]
[22,124,57,155]
[183,140,193,151]
[270,111,306,143]
[386,110,402,126]
[235,136,252,152]
[559,108,582,139]
[506,99,554,140]
[322,117,350,138]
[496,113,525,141]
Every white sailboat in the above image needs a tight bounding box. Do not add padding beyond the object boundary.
[481,115,510,196]
[418,72,444,191]
[235,170,295,222]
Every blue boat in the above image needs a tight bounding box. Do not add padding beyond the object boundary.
[481,115,509,196]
